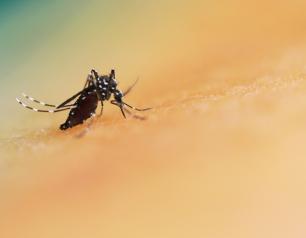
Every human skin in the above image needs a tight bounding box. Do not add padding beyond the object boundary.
[1,1,306,237]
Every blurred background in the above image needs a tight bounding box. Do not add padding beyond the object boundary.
[2,0,306,135]
[1,0,306,237]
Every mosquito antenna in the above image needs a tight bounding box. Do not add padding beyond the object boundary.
[123,78,139,97]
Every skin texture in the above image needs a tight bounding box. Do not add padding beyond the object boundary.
[1,1,306,237]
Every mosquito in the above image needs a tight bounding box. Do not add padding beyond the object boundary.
[16,69,151,130]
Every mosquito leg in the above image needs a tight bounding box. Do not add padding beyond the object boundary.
[59,73,96,109]
[57,104,75,108]
[122,107,146,120]
[22,72,94,109]
[83,74,94,89]
[56,89,84,109]
[21,93,75,109]
[122,102,152,111]
[111,100,146,120]
[98,101,104,117]
[119,105,126,118]
[22,93,57,107]
[110,100,126,118]
[16,98,75,113]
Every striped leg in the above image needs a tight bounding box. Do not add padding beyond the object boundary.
[22,92,57,107]
[21,92,77,109]
[16,98,75,113]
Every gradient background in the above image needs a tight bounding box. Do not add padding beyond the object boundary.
[1,0,306,237]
